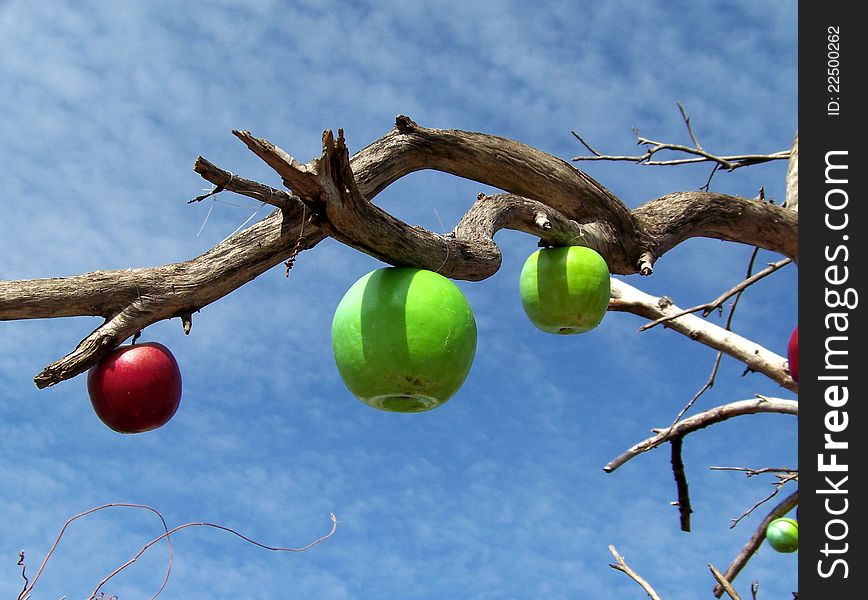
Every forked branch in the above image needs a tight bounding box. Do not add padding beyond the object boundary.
[17,503,337,600]
[608,280,796,392]
[573,104,791,173]
[604,397,798,473]
[608,545,662,600]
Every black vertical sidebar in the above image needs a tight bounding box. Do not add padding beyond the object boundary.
[799,3,865,597]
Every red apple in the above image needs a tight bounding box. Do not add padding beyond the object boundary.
[87,342,182,433]
[787,326,798,383]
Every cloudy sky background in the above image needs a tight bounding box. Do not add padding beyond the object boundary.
[1,1,797,598]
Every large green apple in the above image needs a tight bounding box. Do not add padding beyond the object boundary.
[331,267,477,413]
[519,246,610,334]
[765,517,799,553]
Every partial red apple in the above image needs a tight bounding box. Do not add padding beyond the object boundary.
[787,326,798,383]
[87,342,182,433]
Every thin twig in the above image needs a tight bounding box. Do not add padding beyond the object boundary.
[663,247,763,432]
[19,504,171,600]
[17,551,29,599]
[573,138,789,170]
[604,397,798,473]
[608,545,662,600]
[188,184,224,203]
[19,503,337,600]
[668,353,722,428]
[573,104,789,171]
[89,513,337,599]
[723,471,799,529]
[670,436,692,532]
[710,466,798,477]
[678,102,702,151]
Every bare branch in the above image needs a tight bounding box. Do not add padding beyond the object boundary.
[677,102,702,151]
[17,503,336,600]
[608,545,663,600]
[604,398,797,473]
[1,116,797,386]
[670,436,692,532]
[640,258,792,332]
[713,491,798,598]
[670,353,722,426]
[89,513,338,599]
[664,246,764,429]
[19,503,172,600]
[17,552,28,600]
[709,564,742,600]
[711,468,799,529]
[573,105,790,172]
[784,132,798,211]
[608,279,796,391]
[728,473,798,529]
[710,466,798,477]
[191,157,301,211]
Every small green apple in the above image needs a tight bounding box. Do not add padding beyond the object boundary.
[519,246,610,334]
[766,517,798,553]
[331,267,477,413]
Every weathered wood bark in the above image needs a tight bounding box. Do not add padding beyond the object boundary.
[0,116,797,387]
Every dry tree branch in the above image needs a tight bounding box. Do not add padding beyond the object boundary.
[670,436,692,532]
[573,103,790,173]
[639,258,792,332]
[713,491,798,598]
[709,564,743,600]
[17,552,29,600]
[603,397,798,473]
[0,116,797,387]
[727,473,798,530]
[625,252,790,533]
[608,279,796,392]
[572,132,788,168]
[608,545,662,600]
[710,466,798,477]
[18,503,172,600]
[710,467,799,529]
[89,513,338,600]
[664,245,766,431]
[784,132,798,211]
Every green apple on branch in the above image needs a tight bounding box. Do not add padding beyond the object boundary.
[765,517,798,553]
[331,267,477,413]
[519,246,611,334]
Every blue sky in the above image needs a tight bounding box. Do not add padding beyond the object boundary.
[1,1,798,598]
